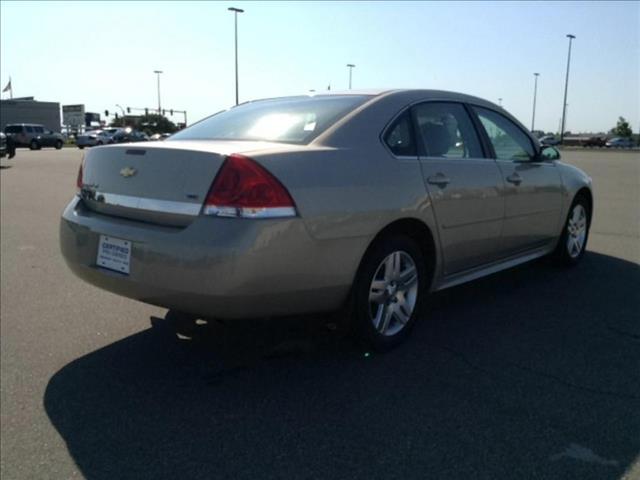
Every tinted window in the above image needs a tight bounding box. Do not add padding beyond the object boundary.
[5,126,21,134]
[34,126,44,133]
[170,95,369,144]
[384,111,416,156]
[25,126,34,133]
[473,107,534,161]
[413,102,483,158]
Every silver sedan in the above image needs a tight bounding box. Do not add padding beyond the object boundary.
[60,89,593,350]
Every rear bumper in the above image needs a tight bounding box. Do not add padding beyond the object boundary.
[60,197,362,319]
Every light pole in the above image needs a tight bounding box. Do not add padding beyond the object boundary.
[560,34,576,145]
[346,64,355,89]
[228,7,244,105]
[115,104,126,126]
[531,72,540,131]
[498,98,503,107]
[153,70,163,115]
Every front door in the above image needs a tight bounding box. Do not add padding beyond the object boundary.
[472,106,563,255]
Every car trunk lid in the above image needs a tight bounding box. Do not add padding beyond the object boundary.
[80,140,290,227]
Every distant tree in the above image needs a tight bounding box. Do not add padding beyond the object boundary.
[137,114,179,135]
[109,114,177,134]
[610,117,632,137]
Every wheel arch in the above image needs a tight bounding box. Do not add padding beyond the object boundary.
[574,187,594,229]
[356,217,437,291]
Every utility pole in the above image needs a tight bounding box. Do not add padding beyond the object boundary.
[560,34,576,145]
[153,70,163,115]
[531,73,540,131]
[346,64,355,89]
[228,7,244,105]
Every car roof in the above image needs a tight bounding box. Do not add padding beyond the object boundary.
[243,89,503,111]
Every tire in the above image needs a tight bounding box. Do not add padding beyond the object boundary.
[29,139,40,150]
[351,234,427,351]
[54,140,63,150]
[165,310,198,340]
[78,146,85,150]
[554,194,591,265]
[96,141,103,146]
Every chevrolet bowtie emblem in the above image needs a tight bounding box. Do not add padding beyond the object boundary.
[120,167,137,178]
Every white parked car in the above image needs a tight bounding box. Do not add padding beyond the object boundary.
[76,128,123,149]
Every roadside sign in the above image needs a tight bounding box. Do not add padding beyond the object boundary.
[62,104,85,126]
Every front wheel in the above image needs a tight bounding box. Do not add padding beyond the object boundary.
[555,195,591,265]
[30,139,40,150]
[55,140,63,149]
[351,235,427,351]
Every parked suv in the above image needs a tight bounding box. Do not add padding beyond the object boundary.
[4,123,64,150]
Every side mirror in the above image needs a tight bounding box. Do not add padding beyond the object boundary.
[540,145,560,161]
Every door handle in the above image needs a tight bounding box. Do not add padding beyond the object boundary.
[427,173,451,187]
[506,173,523,186]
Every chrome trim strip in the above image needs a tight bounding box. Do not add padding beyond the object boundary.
[85,191,201,216]
[203,205,297,218]
[434,246,553,292]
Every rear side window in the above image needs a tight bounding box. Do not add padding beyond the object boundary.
[413,102,483,158]
[170,95,370,145]
[384,111,416,156]
[25,126,34,133]
[34,126,44,133]
[473,107,535,161]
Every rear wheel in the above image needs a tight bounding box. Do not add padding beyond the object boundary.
[30,139,40,150]
[352,235,427,351]
[555,195,591,265]
[165,310,198,340]
[78,146,85,150]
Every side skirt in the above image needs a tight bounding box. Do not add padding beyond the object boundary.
[432,245,554,292]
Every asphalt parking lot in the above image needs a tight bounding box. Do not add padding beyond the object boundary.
[1,147,639,480]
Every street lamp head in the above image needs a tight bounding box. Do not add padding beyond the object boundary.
[566,34,576,39]
[154,70,163,74]
[534,72,540,76]
[346,64,355,68]
[228,7,244,13]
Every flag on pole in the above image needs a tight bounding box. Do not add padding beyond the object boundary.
[2,77,12,98]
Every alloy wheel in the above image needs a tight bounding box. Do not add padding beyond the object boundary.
[566,204,587,258]
[368,251,418,337]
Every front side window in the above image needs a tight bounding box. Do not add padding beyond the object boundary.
[34,126,44,133]
[170,95,370,145]
[413,102,483,158]
[25,126,34,133]
[384,110,416,156]
[473,107,535,161]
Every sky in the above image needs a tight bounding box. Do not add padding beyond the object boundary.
[0,1,638,133]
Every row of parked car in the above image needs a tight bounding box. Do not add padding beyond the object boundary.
[76,128,171,149]
[0,123,173,155]
[539,134,637,148]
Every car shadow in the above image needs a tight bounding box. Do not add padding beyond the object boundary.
[44,251,640,480]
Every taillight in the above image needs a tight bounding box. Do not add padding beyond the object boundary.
[76,161,83,193]
[203,153,296,218]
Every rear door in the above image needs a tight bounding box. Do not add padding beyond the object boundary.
[471,106,563,255]
[414,102,505,275]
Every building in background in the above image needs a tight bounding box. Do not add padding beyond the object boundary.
[0,97,61,132]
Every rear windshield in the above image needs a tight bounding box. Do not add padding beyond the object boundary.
[169,95,370,144]
[5,125,22,134]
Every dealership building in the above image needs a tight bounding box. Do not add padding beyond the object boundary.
[0,97,62,132]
